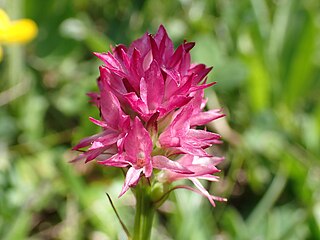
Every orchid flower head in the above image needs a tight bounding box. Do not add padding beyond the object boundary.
[73,25,226,206]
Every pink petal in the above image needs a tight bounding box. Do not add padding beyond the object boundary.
[152,155,194,174]
[166,155,223,180]
[167,41,194,70]
[144,60,164,110]
[128,32,150,57]
[174,183,227,207]
[178,144,210,157]
[175,75,194,94]
[178,47,191,75]
[159,106,192,147]
[69,153,86,163]
[144,161,153,178]
[183,41,195,52]
[112,44,128,59]
[190,109,225,126]
[87,92,100,107]
[139,77,148,104]
[149,35,161,64]
[164,74,192,99]
[184,165,219,177]
[187,129,221,142]
[190,66,212,85]
[129,48,144,89]
[99,67,126,95]
[160,95,193,117]
[142,50,153,71]
[72,132,105,150]
[192,156,225,166]
[89,131,120,150]
[124,117,153,165]
[189,178,217,207]
[167,105,193,135]
[89,117,109,128]
[99,90,124,130]
[189,81,216,93]
[94,52,123,72]
[196,174,220,182]
[119,167,143,197]
[85,147,110,162]
[122,77,138,93]
[124,92,149,118]
[162,67,181,86]
[119,48,131,70]
[146,111,160,138]
[98,153,129,168]
[154,25,174,61]
[176,154,194,165]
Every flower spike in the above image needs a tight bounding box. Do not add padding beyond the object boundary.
[73,25,225,206]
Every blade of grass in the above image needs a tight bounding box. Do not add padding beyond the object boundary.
[285,13,316,107]
[250,0,270,38]
[246,163,287,229]
[106,193,131,239]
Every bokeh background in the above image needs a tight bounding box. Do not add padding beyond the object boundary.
[1,0,320,239]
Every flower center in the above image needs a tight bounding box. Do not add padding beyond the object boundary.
[136,152,146,168]
[171,137,180,146]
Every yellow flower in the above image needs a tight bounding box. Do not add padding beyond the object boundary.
[0,8,38,61]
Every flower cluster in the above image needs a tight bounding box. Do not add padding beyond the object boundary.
[73,25,226,206]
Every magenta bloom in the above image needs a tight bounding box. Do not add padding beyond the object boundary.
[73,25,225,206]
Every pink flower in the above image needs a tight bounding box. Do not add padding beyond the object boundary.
[73,25,226,206]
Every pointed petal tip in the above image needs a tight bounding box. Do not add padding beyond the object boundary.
[69,153,88,163]
[213,156,225,165]
[158,24,166,30]
[89,117,109,128]
[118,187,128,198]
[92,52,102,58]
[184,41,195,52]
[71,146,79,151]
[68,157,81,163]
[213,196,228,202]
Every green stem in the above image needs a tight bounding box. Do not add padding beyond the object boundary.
[133,183,155,240]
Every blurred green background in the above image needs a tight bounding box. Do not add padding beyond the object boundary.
[1,0,320,239]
